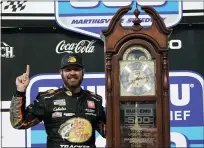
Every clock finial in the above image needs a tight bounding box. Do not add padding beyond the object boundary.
[132,2,143,31]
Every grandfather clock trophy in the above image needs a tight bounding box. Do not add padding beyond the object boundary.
[100,5,172,148]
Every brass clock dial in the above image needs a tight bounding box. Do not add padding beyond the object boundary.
[120,60,155,96]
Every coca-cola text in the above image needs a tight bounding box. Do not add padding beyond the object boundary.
[56,40,96,54]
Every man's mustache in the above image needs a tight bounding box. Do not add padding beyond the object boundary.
[67,76,78,79]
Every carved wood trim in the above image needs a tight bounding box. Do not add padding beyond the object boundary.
[105,53,113,147]
[162,52,170,147]
[101,6,131,37]
[142,6,172,35]
[101,6,172,52]
[131,8,143,31]
[101,6,172,40]
[114,35,161,56]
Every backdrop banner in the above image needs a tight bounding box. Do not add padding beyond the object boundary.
[1,29,104,102]
[1,27,204,147]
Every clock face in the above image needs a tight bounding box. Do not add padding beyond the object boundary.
[123,45,152,61]
[120,61,155,96]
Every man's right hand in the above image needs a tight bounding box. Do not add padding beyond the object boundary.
[16,65,30,92]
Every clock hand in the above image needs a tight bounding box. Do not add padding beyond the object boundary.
[135,76,146,80]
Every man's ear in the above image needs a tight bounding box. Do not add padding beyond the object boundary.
[59,69,62,75]
[82,68,85,76]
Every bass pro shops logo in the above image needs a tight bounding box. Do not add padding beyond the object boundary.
[55,1,182,38]
[25,71,204,148]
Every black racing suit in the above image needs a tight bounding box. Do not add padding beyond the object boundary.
[10,86,106,148]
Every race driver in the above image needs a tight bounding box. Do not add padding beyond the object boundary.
[10,54,106,148]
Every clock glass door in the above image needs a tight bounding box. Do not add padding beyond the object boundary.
[120,101,157,147]
[117,44,159,147]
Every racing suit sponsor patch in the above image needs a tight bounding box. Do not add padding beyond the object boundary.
[64,113,75,116]
[90,96,100,102]
[53,99,66,106]
[52,112,62,118]
[84,109,95,113]
[85,113,96,116]
[58,117,92,143]
[60,145,90,148]
[53,107,66,111]
[44,95,54,99]
[87,100,95,109]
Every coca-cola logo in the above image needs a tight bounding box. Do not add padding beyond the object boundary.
[56,40,96,54]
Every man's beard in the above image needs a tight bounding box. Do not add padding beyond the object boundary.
[62,74,83,89]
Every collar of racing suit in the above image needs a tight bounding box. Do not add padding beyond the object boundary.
[62,84,84,97]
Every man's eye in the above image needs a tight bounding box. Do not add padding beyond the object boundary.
[64,68,81,72]
[65,69,71,72]
[74,68,81,71]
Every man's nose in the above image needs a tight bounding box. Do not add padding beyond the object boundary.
[70,70,76,75]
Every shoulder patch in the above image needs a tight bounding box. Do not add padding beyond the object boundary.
[84,90,103,99]
[39,89,62,96]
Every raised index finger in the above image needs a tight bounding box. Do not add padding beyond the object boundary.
[26,65,30,76]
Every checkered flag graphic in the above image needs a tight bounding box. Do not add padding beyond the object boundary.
[1,0,27,12]
[1,42,10,47]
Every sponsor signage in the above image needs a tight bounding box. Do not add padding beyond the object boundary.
[24,71,203,147]
[0,42,15,58]
[55,1,182,38]
[56,40,96,54]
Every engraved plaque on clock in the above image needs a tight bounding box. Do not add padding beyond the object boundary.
[120,101,157,147]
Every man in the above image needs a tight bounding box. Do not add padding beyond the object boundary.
[10,54,106,148]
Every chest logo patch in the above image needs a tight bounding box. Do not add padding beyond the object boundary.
[58,117,92,143]
[87,100,95,109]
[53,99,66,106]
[53,107,66,111]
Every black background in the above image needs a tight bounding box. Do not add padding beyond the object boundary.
[168,25,204,75]
[1,28,105,101]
